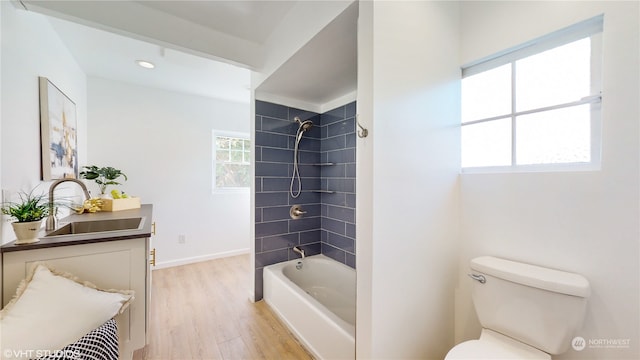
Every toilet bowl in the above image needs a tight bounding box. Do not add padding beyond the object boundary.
[445,256,590,360]
[445,329,550,359]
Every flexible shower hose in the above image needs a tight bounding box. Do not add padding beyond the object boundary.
[289,127,304,198]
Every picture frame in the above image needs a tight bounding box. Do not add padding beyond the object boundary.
[39,77,78,180]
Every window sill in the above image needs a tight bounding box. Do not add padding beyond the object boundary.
[212,188,250,195]
[461,161,601,175]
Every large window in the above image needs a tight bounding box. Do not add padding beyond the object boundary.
[461,16,603,171]
[213,131,250,191]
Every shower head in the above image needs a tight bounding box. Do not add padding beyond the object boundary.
[299,120,313,132]
[294,117,313,143]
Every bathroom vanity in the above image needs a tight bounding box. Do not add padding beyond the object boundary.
[0,204,154,360]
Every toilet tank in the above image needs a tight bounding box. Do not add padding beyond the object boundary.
[469,256,590,355]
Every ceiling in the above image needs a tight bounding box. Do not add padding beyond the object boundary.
[135,1,295,45]
[255,2,358,110]
[48,16,251,103]
[17,0,358,109]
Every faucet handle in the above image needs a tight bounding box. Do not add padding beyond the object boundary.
[290,205,307,219]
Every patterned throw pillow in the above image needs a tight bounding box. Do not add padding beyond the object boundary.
[35,319,119,360]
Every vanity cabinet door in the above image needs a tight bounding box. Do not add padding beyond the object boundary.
[2,238,148,359]
[146,236,154,344]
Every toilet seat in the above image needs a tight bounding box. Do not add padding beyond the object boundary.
[445,330,551,360]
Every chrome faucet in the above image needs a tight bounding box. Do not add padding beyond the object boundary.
[292,246,305,259]
[46,179,91,230]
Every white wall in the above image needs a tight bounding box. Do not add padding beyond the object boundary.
[0,2,87,244]
[456,2,639,359]
[87,77,250,267]
[252,0,353,88]
[1,2,4,241]
[355,0,374,357]
[356,1,461,358]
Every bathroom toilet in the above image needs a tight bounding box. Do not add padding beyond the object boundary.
[445,256,590,360]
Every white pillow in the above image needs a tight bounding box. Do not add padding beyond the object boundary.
[0,263,133,360]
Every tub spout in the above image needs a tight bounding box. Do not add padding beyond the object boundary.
[293,246,305,259]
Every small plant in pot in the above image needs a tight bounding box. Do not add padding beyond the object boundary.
[1,190,50,245]
[79,165,128,197]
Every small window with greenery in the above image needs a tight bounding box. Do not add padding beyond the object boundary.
[461,15,603,172]
[213,131,250,191]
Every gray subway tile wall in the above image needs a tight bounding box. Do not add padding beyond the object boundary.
[254,100,356,300]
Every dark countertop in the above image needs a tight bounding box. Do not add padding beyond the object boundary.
[1,204,153,253]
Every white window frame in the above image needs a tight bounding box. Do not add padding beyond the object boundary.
[212,130,251,193]
[461,15,603,174]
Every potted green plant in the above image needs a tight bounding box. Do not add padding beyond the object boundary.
[79,165,128,197]
[1,190,50,244]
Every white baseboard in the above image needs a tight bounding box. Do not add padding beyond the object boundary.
[153,248,250,269]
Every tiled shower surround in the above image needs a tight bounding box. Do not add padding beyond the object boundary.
[254,100,356,300]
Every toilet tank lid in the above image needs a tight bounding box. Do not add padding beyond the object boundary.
[470,256,591,298]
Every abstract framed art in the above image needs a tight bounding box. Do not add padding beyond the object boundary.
[39,77,78,180]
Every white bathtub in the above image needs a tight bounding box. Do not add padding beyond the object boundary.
[263,254,356,359]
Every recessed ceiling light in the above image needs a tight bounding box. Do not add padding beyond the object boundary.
[136,60,155,69]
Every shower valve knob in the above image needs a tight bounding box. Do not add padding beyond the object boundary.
[290,205,307,219]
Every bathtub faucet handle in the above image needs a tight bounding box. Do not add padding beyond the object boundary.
[290,205,307,219]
